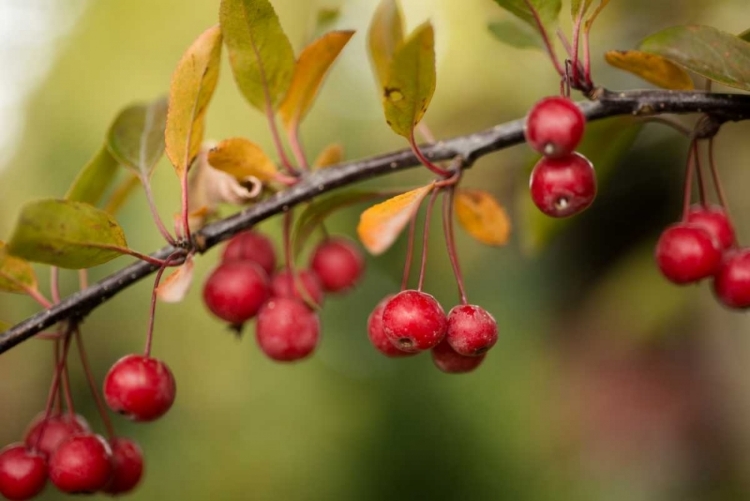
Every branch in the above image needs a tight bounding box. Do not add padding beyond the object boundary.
[2,89,750,354]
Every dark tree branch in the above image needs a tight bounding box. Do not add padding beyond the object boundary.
[2,89,750,354]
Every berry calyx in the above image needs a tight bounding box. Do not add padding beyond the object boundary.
[685,204,735,250]
[270,269,324,308]
[367,295,417,358]
[104,438,144,495]
[529,152,597,218]
[524,96,585,158]
[713,249,750,309]
[48,433,112,494]
[103,354,176,422]
[0,444,47,500]
[221,230,277,275]
[445,304,498,356]
[310,237,365,293]
[382,290,447,353]
[256,297,321,362]
[203,261,270,324]
[431,339,486,374]
[655,223,722,284]
[24,413,89,458]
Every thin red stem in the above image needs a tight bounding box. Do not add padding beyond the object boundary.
[50,267,60,304]
[33,332,72,452]
[417,188,440,291]
[409,134,450,177]
[288,125,309,171]
[78,269,89,290]
[74,329,115,440]
[141,174,177,245]
[571,1,586,88]
[180,171,192,243]
[25,286,52,309]
[682,141,697,220]
[708,137,729,209]
[443,187,469,305]
[523,0,564,76]
[144,251,183,356]
[283,210,294,275]
[693,140,707,207]
[61,337,75,418]
[401,210,419,291]
[266,102,296,175]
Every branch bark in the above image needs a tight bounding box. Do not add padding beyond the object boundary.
[2,88,750,354]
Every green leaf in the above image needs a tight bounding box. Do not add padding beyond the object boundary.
[0,241,37,294]
[639,25,750,91]
[7,199,129,269]
[604,50,694,90]
[487,20,543,50]
[65,147,120,206]
[382,22,436,138]
[368,0,405,87]
[107,97,168,178]
[316,8,341,30]
[220,0,296,111]
[491,0,562,36]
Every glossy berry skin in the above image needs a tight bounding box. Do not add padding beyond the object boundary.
[270,269,324,307]
[382,290,448,353]
[713,250,750,309]
[221,230,277,275]
[24,413,89,458]
[256,297,321,362]
[48,434,112,494]
[524,96,585,158]
[529,153,596,218]
[104,438,144,495]
[446,305,498,356]
[0,444,47,500]
[686,204,735,250]
[432,339,486,374]
[203,261,270,324]
[103,354,176,422]
[310,237,365,293]
[367,295,417,358]
[655,223,722,284]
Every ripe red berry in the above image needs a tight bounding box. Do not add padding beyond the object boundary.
[367,295,417,358]
[24,413,89,458]
[655,223,722,284]
[382,290,447,353]
[310,237,365,293]
[529,152,596,218]
[203,261,270,324]
[686,204,735,250]
[256,297,321,362]
[48,434,112,494]
[0,444,47,500]
[713,249,750,309]
[221,230,277,275]
[446,304,498,356]
[524,96,585,158]
[270,269,324,307]
[103,354,176,422]
[104,438,143,495]
[431,339,486,374]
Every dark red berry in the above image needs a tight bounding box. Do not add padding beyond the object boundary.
[431,339,486,374]
[256,297,321,362]
[713,249,750,308]
[382,290,447,353]
[48,434,112,494]
[529,152,596,218]
[203,261,270,324]
[0,444,47,500]
[24,413,89,459]
[524,96,585,158]
[270,269,324,307]
[103,354,176,422]
[686,204,735,250]
[367,295,417,358]
[310,237,365,293]
[655,223,721,284]
[221,230,277,275]
[446,304,498,356]
[104,438,143,495]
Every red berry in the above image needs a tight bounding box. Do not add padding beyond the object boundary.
[256,297,321,362]
[382,290,447,353]
[431,339,486,374]
[203,261,270,324]
[103,354,176,422]
[713,249,750,308]
[310,237,365,293]
[655,223,721,284]
[367,295,417,358]
[0,444,47,500]
[524,96,585,158]
[221,230,277,275]
[48,434,112,494]
[24,413,89,458]
[104,438,143,495]
[445,304,498,356]
[270,269,324,307]
[686,204,735,250]
[529,152,597,218]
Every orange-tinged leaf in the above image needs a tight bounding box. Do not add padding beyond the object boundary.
[454,189,511,246]
[357,183,434,255]
[157,256,194,303]
[165,25,223,178]
[207,137,278,182]
[313,143,344,169]
[0,241,37,294]
[605,50,694,90]
[279,30,354,131]
[368,0,404,87]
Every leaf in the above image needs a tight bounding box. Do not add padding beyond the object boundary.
[103,174,141,215]
[357,183,434,255]
[0,241,37,294]
[278,30,355,131]
[207,137,278,182]
[639,25,750,91]
[316,8,341,30]
[7,199,129,269]
[107,97,168,177]
[368,0,405,87]
[454,189,511,246]
[382,22,436,138]
[491,0,562,36]
[313,143,343,169]
[157,256,194,303]
[605,50,694,90]
[220,0,296,111]
[487,20,543,50]
[65,147,120,206]
[165,25,223,178]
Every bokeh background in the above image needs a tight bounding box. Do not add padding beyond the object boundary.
[2,0,750,499]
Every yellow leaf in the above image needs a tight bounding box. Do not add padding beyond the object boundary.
[0,241,37,294]
[368,0,404,87]
[357,183,434,255]
[312,143,344,169]
[454,189,511,246]
[605,50,694,90]
[207,138,278,182]
[279,30,354,131]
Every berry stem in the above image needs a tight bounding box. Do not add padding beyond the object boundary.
[144,251,183,357]
[141,173,177,245]
[33,331,72,452]
[60,331,76,418]
[74,328,116,440]
[693,140,707,207]
[522,0,564,77]
[681,140,697,220]
[283,210,294,276]
[417,188,440,291]
[55,338,63,414]
[401,209,419,291]
[409,133,450,177]
[442,186,469,305]
[708,136,737,245]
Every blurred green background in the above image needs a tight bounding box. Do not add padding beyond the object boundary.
[2,0,750,500]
